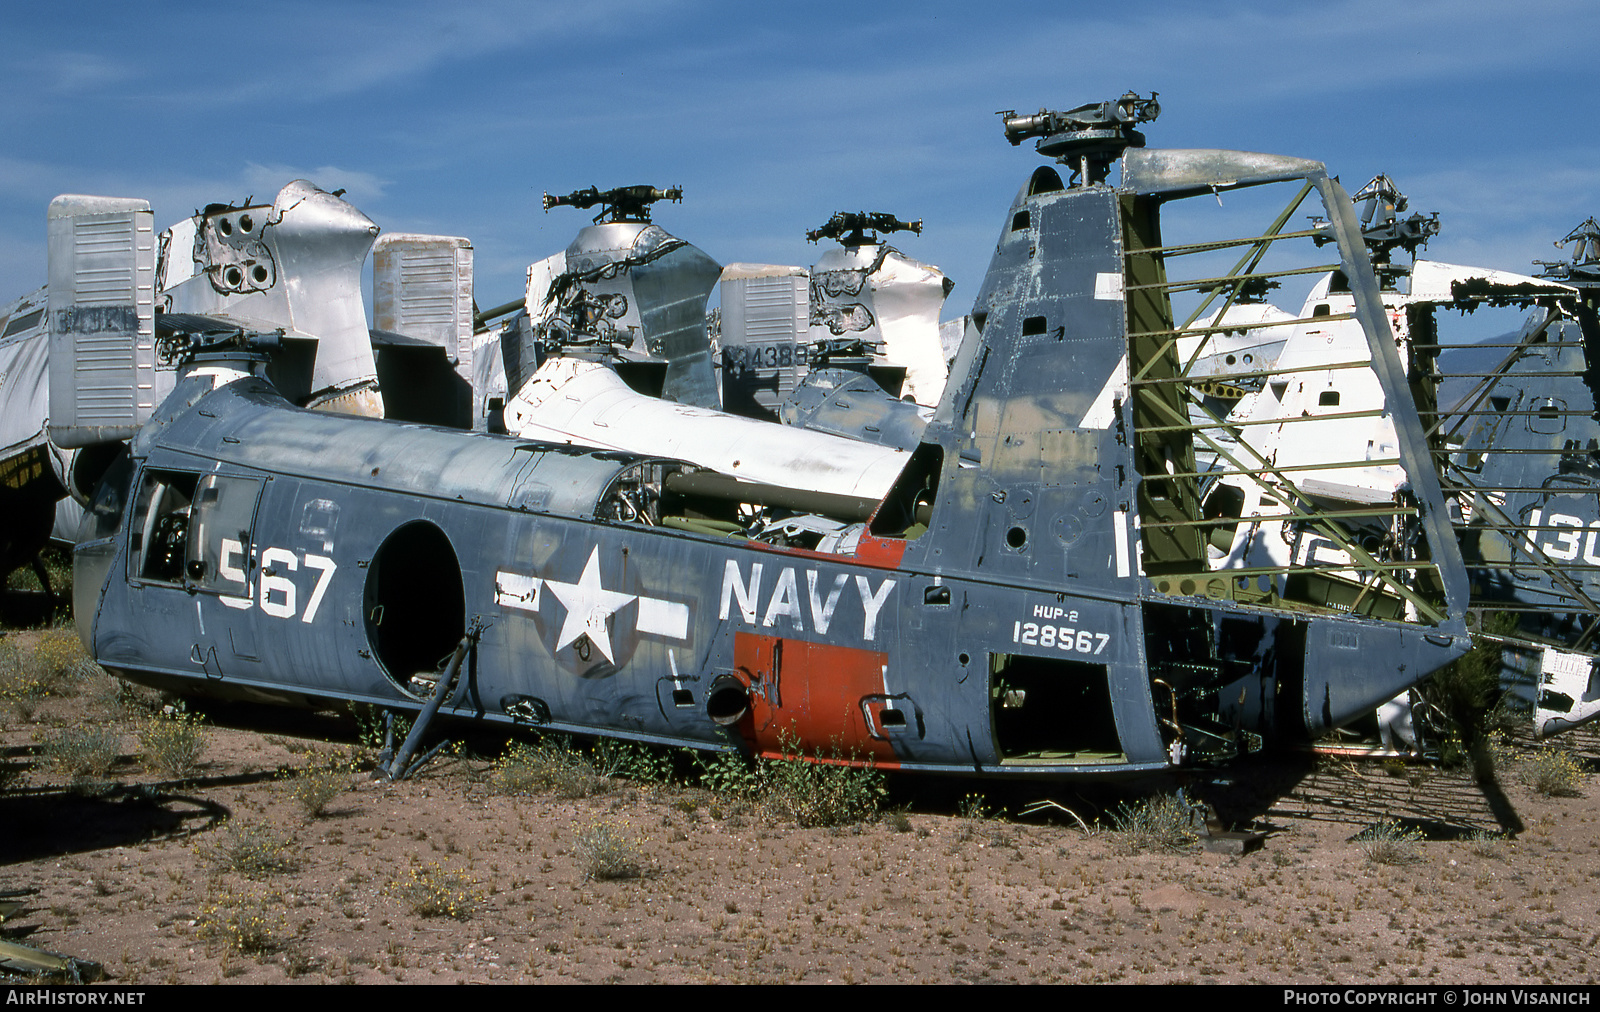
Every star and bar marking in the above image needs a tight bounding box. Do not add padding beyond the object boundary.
[495,546,688,663]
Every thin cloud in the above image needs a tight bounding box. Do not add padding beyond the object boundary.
[240,163,391,206]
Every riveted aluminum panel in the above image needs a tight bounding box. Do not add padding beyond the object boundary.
[373,234,475,373]
[46,195,157,447]
[719,267,809,412]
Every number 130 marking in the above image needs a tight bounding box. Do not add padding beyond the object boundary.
[1013,621,1109,655]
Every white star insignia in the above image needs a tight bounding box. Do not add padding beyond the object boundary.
[543,546,636,664]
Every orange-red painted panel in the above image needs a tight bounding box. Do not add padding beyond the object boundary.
[733,632,899,763]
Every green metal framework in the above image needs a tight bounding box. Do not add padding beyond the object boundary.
[1123,179,1450,623]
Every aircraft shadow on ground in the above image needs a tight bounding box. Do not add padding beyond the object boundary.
[0,782,235,865]
[1204,748,1526,840]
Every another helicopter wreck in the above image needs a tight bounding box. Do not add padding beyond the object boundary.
[480,188,931,501]
[0,182,394,620]
[1137,174,1600,743]
[52,97,1475,779]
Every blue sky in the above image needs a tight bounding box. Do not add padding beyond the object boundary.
[2,0,1594,325]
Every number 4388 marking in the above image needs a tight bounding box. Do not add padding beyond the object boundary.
[1013,621,1110,656]
[217,538,337,623]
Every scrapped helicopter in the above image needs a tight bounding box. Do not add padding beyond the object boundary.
[0,196,166,617]
[718,209,951,418]
[1186,176,1571,579]
[63,97,1472,778]
[0,280,72,614]
[1125,174,1597,742]
[473,184,722,424]
[484,188,917,501]
[0,182,398,619]
[449,186,952,455]
[1446,217,1600,736]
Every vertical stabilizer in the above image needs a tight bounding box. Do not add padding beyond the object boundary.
[373,233,475,375]
[718,263,809,417]
[46,195,158,448]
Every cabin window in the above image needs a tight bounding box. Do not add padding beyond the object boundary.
[82,450,134,543]
[1318,390,1341,407]
[1022,316,1047,336]
[1,308,43,338]
[1027,166,1064,196]
[1011,211,1031,232]
[1312,304,1331,318]
[129,469,261,595]
[1201,482,1246,553]
[869,444,943,541]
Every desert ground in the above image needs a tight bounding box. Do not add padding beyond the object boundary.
[3,620,1599,986]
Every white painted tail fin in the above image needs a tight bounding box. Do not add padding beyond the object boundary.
[1535,646,1600,738]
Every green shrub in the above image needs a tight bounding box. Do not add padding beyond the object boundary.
[694,750,761,796]
[1422,613,1519,769]
[139,709,206,777]
[352,704,413,752]
[696,734,885,829]
[592,737,675,783]
[760,748,886,829]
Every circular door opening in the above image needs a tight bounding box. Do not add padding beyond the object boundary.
[363,521,464,696]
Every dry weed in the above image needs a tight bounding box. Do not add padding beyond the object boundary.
[199,822,299,878]
[1107,794,1199,854]
[0,630,95,720]
[391,861,481,919]
[283,756,357,818]
[196,884,287,955]
[489,739,602,798]
[1465,830,1505,859]
[571,818,645,881]
[1522,748,1585,797]
[1356,820,1423,865]
[39,725,121,784]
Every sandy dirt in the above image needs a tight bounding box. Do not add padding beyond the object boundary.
[3,626,1599,986]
